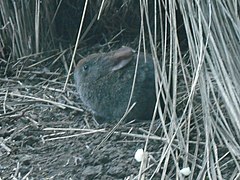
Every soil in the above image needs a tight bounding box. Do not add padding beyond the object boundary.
[0,71,164,179]
[0,54,237,179]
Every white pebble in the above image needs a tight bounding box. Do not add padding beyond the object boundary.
[180,167,191,176]
[134,149,144,162]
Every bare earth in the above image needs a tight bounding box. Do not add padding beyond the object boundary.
[0,72,163,179]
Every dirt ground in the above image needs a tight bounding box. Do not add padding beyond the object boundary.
[0,69,168,179]
[0,64,238,179]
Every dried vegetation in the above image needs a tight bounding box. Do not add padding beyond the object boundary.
[0,0,240,179]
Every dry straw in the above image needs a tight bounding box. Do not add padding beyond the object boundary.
[0,0,240,179]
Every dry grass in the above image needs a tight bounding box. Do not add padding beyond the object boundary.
[0,0,240,179]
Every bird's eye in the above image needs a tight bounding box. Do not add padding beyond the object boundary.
[83,64,88,71]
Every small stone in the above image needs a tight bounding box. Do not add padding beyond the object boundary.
[134,149,144,162]
[180,167,191,176]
